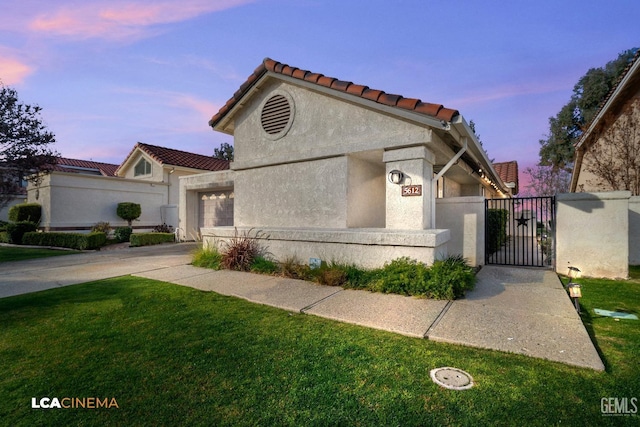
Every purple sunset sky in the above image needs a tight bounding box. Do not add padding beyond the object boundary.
[1,0,638,189]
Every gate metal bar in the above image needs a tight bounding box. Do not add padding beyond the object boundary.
[485,196,556,268]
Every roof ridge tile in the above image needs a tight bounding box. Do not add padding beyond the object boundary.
[209,57,459,128]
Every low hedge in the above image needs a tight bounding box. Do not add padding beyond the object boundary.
[130,232,174,247]
[22,232,107,250]
[6,221,38,244]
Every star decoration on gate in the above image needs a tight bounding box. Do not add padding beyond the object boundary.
[516,213,530,227]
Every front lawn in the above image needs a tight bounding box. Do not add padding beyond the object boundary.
[0,276,638,426]
[0,246,80,263]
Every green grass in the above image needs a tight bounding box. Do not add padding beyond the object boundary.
[0,276,638,426]
[0,246,80,263]
[562,271,640,378]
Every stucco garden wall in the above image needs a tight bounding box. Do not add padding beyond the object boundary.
[202,226,449,269]
[436,196,485,266]
[556,191,630,279]
[28,173,170,231]
[630,196,640,265]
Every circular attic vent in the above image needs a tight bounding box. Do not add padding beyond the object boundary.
[260,93,293,138]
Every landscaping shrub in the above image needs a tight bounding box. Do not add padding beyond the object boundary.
[22,232,107,250]
[250,256,280,275]
[370,257,431,296]
[220,228,269,271]
[114,227,132,243]
[279,256,312,280]
[116,202,141,227]
[91,221,111,235]
[8,203,41,223]
[427,255,476,299]
[487,209,509,254]
[130,232,174,247]
[6,221,38,244]
[153,223,174,233]
[315,265,348,287]
[192,246,222,270]
[0,220,8,232]
[0,231,8,243]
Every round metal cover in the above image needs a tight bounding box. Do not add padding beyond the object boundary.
[430,367,474,390]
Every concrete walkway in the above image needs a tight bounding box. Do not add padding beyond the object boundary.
[0,243,604,371]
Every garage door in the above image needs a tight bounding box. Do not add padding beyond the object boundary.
[198,191,234,228]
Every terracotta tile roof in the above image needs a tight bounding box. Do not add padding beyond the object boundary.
[493,161,519,195]
[54,158,120,176]
[209,58,460,128]
[135,142,229,171]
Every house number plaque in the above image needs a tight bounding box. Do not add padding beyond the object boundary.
[402,185,422,197]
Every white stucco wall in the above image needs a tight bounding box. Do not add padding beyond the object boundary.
[630,196,640,265]
[556,191,630,279]
[234,156,349,228]
[28,173,170,230]
[202,226,450,268]
[346,154,385,228]
[436,196,485,266]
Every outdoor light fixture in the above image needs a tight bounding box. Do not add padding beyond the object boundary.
[567,266,582,313]
[388,170,405,185]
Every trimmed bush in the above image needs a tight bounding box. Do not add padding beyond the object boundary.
[0,231,8,243]
[427,255,476,299]
[116,202,141,227]
[6,221,38,244]
[130,232,174,247]
[8,203,42,223]
[114,227,132,243]
[370,257,431,296]
[0,220,8,232]
[22,232,107,250]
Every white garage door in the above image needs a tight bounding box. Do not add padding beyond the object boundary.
[198,191,234,228]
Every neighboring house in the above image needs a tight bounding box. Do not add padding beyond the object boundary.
[493,161,519,196]
[28,143,228,231]
[571,50,640,194]
[180,58,512,266]
[568,50,640,268]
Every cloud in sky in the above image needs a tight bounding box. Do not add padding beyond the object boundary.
[23,0,255,41]
[0,49,34,85]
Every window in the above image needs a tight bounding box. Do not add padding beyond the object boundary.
[134,158,151,176]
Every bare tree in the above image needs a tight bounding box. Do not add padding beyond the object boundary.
[583,98,640,195]
[523,164,571,196]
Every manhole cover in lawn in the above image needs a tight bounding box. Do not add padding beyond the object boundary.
[430,367,474,390]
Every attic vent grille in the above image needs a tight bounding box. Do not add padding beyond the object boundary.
[261,94,292,136]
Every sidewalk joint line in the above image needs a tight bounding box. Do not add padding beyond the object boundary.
[424,300,453,339]
[300,289,344,313]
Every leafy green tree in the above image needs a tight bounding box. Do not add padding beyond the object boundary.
[0,83,58,208]
[538,48,638,170]
[213,142,234,161]
[116,202,141,227]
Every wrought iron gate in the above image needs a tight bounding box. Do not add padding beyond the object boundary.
[485,196,556,267]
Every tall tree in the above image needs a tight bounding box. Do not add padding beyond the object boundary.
[213,142,234,161]
[0,83,58,208]
[538,48,638,170]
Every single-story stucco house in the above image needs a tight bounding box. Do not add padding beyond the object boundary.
[28,142,229,231]
[179,58,516,267]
